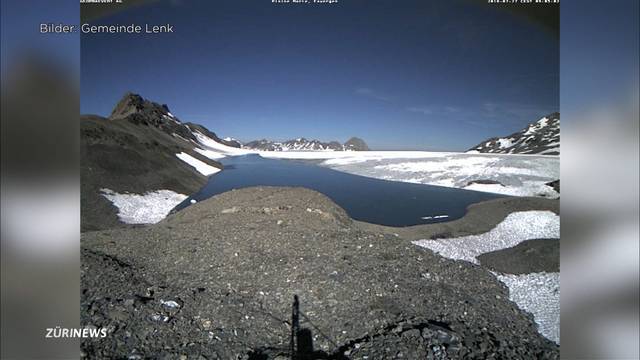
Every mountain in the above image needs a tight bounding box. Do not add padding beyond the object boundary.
[344,137,370,151]
[81,92,232,231]
[468,112,559,155]
[183,122,241,148]
[244,136,369,151]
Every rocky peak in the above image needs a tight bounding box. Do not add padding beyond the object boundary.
[109,92,175,123]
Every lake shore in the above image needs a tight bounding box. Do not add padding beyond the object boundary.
[354,195,559,241]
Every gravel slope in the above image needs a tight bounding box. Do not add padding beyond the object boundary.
[81,187,558,359]
[478,239,560,274]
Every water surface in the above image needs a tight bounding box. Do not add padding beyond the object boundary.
[175,155,503,227]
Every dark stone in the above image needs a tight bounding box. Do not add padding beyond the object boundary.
[545,180,560,193]
[467,179,505,187]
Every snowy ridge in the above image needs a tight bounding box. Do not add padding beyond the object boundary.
[468,113,559,155]
[244,137,369,152]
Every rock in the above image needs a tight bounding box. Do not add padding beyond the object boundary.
[160,299,181,309]
[545,180,560,193]
[402,329,421,339]
[221,207,240,214]
[467,179,504,187]
[477,238,560,274]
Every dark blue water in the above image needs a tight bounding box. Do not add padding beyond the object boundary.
[175,155,503,227]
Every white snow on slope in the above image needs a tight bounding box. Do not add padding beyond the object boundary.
[412,211,559,264]
[176,152,221,176]
[194,148,226,160]
[412,210,560,344]
[100,188,187,224]
[498,138,514,149]
[191,131,252,156]
[496,272,560,344]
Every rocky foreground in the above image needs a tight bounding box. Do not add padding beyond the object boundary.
[81,187,558,359]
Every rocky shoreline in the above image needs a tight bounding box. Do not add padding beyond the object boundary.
[81,187,559,359]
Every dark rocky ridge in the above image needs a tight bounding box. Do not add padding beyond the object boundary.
[468,112,560,155]
[81,93,225,232]
[81,187,559,359]
[245,136,369,152]
[185,122,242,148]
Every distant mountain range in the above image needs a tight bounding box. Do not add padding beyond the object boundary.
[468,112,559,155]
[244,137,369,152]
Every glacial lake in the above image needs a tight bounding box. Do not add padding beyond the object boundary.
[174,154,503,227]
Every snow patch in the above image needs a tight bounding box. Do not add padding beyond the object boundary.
[191,130,252,155]
[100,188,187,224]
[412,210,560,343]
[176,152,221,176]
[194,147,226,160]
[496,272,560,344]
[463,181,559,198]
[412,211,559,264]
[497,138,513,149]
[372,156,500,175]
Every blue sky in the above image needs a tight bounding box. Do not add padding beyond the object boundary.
[81,0,559,150]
